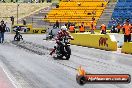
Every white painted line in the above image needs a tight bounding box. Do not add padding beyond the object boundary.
[2,67,17,88]
[0,62,22,88]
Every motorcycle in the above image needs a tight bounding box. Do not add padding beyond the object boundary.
[14,31,23,41]
[56,36,71,60]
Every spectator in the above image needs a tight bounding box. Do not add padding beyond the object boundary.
[67,21,71,29]
[0,20,6,43]
[116,23,122,33]
[101,3,104,7]
[90,18,96,34]
[100,24,106,34]
[79,22,85,32]
[122,20,132,42]
[131,24,132,33]
[56,20,59,28]
[111,24,117,33]
[69,24,75,33]
[10,16,14,25]
[78,2,81,6]
[23,19,26,25]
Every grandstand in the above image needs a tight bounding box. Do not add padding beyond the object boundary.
[108,0,132,28]
[1,0,131,28]
[46,0,108,27]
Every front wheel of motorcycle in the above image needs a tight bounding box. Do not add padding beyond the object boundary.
[57,54,63,59]
[20,35,23,40]
[65,46,71,60]
[56,49,63,59]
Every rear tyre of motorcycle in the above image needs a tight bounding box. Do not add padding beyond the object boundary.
[14,35,17,41]
[20,35,23,40]
[16,36,20,41]
[56,45,63,59]
[15,34,20,41]
[65,46,71,60]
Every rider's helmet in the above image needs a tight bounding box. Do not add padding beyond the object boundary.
[61,26,67,31]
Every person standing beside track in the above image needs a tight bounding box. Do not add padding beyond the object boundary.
[100,24,106,34]
[0,20,6,43]
[79,22,85,32]
[116,23,122,33]
[69,24,75,33]
[56,20,59,28]
[122,20,132,42]
[90,18,96,34]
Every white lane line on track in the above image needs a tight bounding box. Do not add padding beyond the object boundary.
[0,63,22,88]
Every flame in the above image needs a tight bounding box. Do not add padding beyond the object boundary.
[77,66,86,76]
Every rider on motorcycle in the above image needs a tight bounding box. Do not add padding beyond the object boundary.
[13,26,22,41]
[14,26,20,34]
[49,26,74,55]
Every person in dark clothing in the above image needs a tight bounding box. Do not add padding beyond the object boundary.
[0,20,6,43]
[111,24,117,33]
[13,26,22,41]
[10,16,14,25]
[67,21,71,29]
[23,19,26,25]
[116,23,122,33]
[14,26,21,36]
[101,3,104,7]
[56,20,59,28]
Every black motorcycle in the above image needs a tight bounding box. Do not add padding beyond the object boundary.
[14,31,23,41]
[56,36,71,60]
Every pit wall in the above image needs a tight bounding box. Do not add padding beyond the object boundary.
[121,42,132,54]
[70,33,117,51]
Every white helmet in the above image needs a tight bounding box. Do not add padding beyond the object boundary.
[61,26,67,31]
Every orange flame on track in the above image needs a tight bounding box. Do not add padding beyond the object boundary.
[77,66,86,76]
